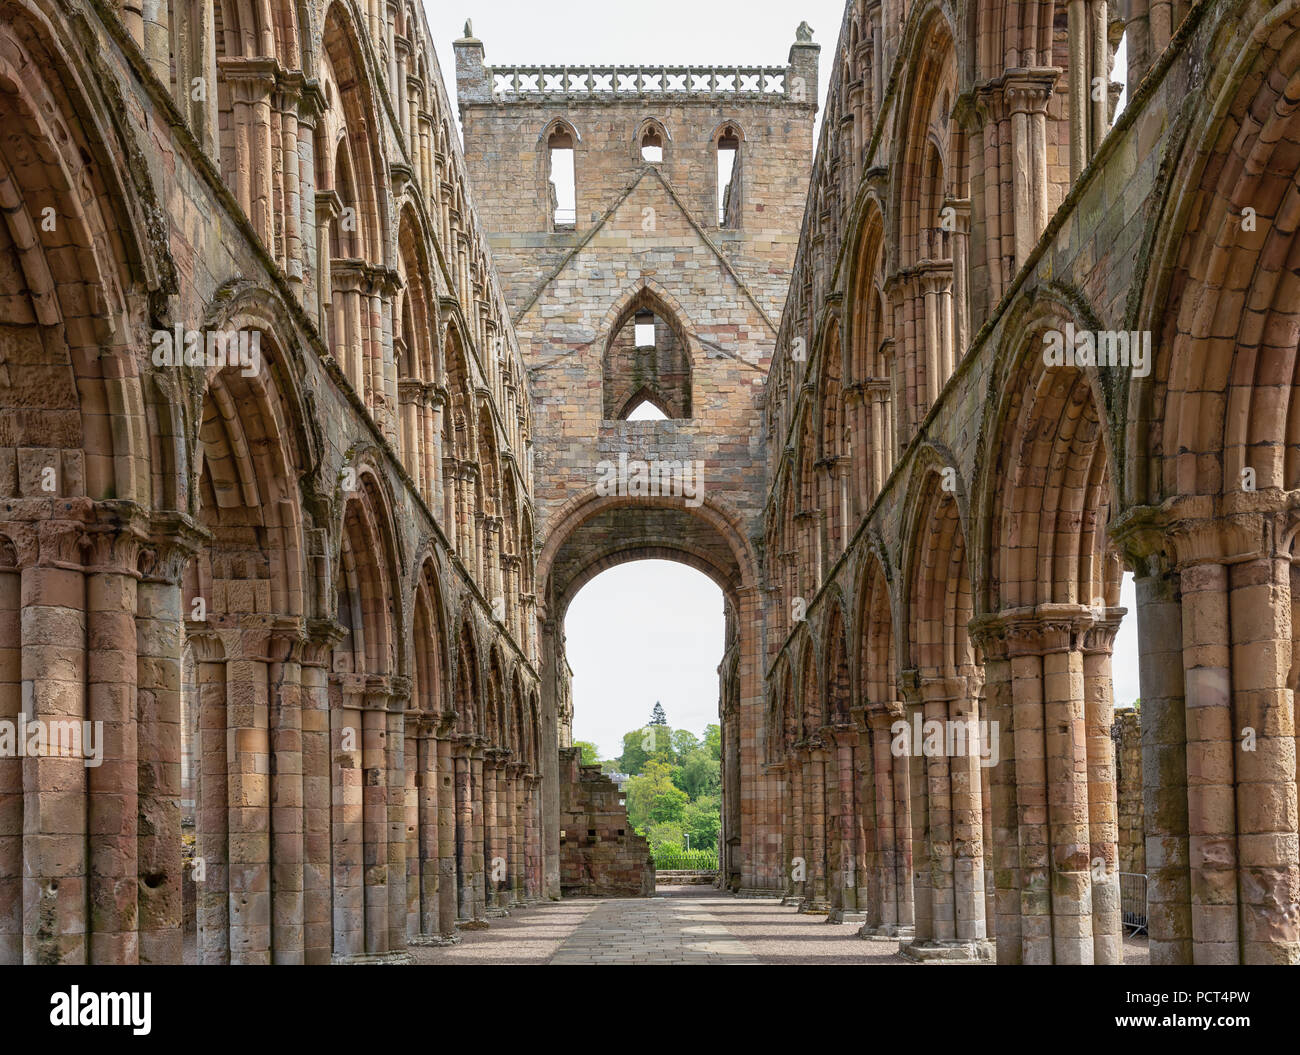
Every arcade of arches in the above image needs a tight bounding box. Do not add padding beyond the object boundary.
[0,0,1296,966]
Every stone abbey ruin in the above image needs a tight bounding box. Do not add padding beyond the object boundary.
[0,0,1297,966]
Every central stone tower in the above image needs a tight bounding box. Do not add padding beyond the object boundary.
[455,25,818,894]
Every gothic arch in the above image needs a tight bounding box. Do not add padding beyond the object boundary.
[902,464,976,677]
[454,614,481,736]
[332,467,403,678]
[411,555,450,715]
[396,204,439,502]
[890,4,964,435]
[1131,0,1300,502]
[536,488,758,623]
[186,327,309,625]
[976,292,1121,613]
[855,545,898,707]
[632,116,671,162]
[0,7,158,506]
[601,283,695,420]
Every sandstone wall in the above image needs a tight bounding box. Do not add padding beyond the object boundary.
[558,748,654,897]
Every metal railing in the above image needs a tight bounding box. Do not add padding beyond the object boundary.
[1119,872,1148,935]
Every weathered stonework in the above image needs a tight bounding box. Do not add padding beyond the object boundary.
[558,748,654,898]
[2,0,1298,968]
[453,29,818,904]
[759,0,1300,967]
[1114,708,1146,876]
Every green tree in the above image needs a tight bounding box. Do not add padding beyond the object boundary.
[651,784,689,825]
[625,759,687,829]
[684,795,721,850]
[645,821,684,852]
[573,741,601,766]
[649,701,668,726]
[671,729,699,757]
[616,724,673,775]
[679,749,721,800]
[703,724,722,761]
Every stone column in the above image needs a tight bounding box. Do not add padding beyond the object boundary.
[225,635,271,964]
[191,634,229,964]
[970,616,1020,961]
[275,73,305,287]
[394,36,411,144]
[1084,612,1123,964]
[296,82,325,313]
[509,762,525,905]
[85,529,141,964]
[267,627,305,963]
[330,677,365,958]
[828,725,864,921]
[902,673,991,961]
[1005,72,1056,264]
[1122,522,1191,964]
[805,740,829,912]
[454,738,474,920]
[331,264,367,395]
[385,679,409,958]
[787,751,806,904]
[860,703,914,939]
[483,751,502,915]
[1227,542,1299,965]
[429,387,446,518]
[398,379,424,494]
[301,621,341,964]
[435,720,459,941]
[21,536,87,964]
[135,538,188,964]
[1171,507,1300,964]
[0,546,19,963]
[361,680,390,956]
[470,741,487,919]
[406,717,438,944]
[539,614,561,899]
[314,191,340,337]
[945,197,971,358]
[218,58,278,248]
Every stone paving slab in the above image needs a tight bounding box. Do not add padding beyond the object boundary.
[549,898,761,965]
[410,889,1153,965]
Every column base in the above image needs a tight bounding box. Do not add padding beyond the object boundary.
[798,897,831,914]
[733,888,783,899]
[858,923,914,942]
[455,917,490,931]
[330,951,413,965]
[827,908,869,923]
[901,938,993,963]
[485,906,510,918]
[407,933,462,947]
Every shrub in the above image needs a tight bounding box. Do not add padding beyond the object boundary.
[651,845,719,870]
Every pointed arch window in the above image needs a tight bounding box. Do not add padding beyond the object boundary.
[547,125,576,229]
[641,127,663,163]
[716,125,741,227]
[603,291,693,420]
[624,394,670,420]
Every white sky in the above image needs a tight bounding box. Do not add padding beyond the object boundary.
[564,561,725,759]
[423,5,1143,757]
[424,0,849,138]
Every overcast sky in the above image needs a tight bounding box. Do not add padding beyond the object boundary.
[423,3,1142,759]
[425,0,849,140]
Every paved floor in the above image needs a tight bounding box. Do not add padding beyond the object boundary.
[410,886,1152,965]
